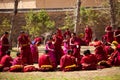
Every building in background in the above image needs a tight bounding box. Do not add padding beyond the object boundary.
[0,0,104,9]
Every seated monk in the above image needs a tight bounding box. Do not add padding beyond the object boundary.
[108,44,120,66]
[81,50,97,70]
[60,50,77,72]
[0,51,13,68]
[38,50,55,71]
[12,52,22,65]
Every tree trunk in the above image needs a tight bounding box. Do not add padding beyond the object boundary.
[74,0,81,35]
[109,0,116,29]
[9,0,19,48]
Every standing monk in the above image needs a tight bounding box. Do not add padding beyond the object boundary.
[54,28,64,64]
[69,33,81,63]
[105,25,114,43]
[84,25,92,45]
[17,31,33,65]
[30,37,41,63]
[0,32,10,60]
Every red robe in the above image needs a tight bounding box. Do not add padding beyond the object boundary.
[81,54,97,70]
[54,35,64,64]
[38,54,55,71]
[12,57,22,65]
[0,55,13,67]
[108,45,120,66]
[30,44,39,63]
[70,37,81,59]
[60,54,76,71]
[0,35,9,60]
[114,30,120,43]
[106,31,114,43]
[18,35,33,65]
[105,26,112,31]
[63,30,71,38]
[84,27,92,45]
[94,46,108,62]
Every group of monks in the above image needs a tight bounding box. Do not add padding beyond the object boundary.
[0,25,120,72]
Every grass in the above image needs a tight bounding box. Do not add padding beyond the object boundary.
[0,72,120,80]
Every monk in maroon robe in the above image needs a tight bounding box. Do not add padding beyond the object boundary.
[94,45,108,62]
[0,32,10,60]
[114,27,120,43]
[0,51,13,67]
[108,44,120,66]
[84,26,92,45]
[105,25,112,32]
[105,26,114,43]
[60,50,77,71]
[63,28,71,38]
[70,33,81,63]
[81,50,97,70]
[30,40,41,63]
[12,52,22,65]
[54,28,64,64]
[17,31,33,65]
[38,50,55,71]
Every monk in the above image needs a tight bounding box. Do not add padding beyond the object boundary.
[63,35,70,54]
[105,25,114,43]
[84,25,92,45]
[63,28,71,38]
[69,33,81,63]
[81,50,97,70]
[30,38,41,63]
[114,27,120,43]
[38,50,55,71]
[0,51,13,67]
[60,50,77,71]
[94,44,108,62]
[54,28,64,64]
[108,44,120,66]
[45,37,57,68]
[17,31,33,65]
[12,52,22,65]
[0,32,10,60]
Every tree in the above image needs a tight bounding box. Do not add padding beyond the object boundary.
[23,10,55,38]
[109,0,116,29]
[61,12,74,31]
[0,18,11,36]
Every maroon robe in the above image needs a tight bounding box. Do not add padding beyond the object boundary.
[105,26,112,32]
[0,55,13,67]
[38,54,55,71]
[60,54,76,71]
[30,44,39,63]
[114,30,120,43]
[84,27,92,45]
[94,45,108,62]
[108,45,120,66]
[106,31,114,43]
[18,35,33,65]
[81,54,97,70]
[70,37,81,59]
[12,57,22,65]
[54,34,64,64]
[63,30,71,38]
[0,35,9,60]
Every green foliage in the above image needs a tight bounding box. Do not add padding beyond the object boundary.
[61,12,74,31]
[0,18,11,36]
[23,10,55,38]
